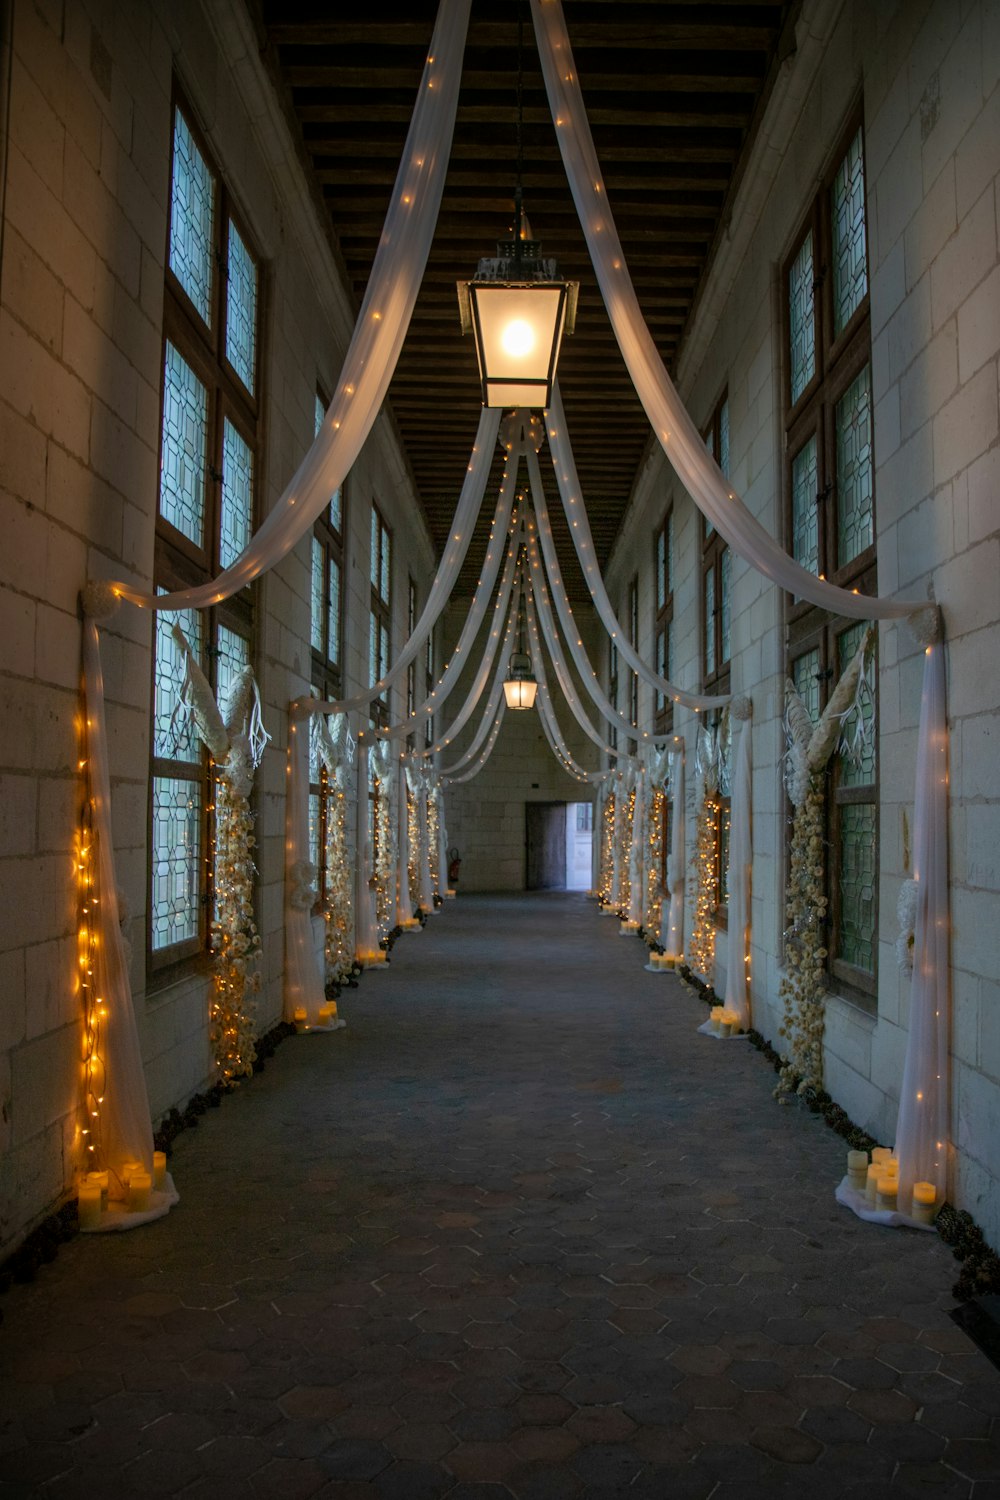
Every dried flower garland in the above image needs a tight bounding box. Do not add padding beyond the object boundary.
[324,767,354,982]
[688,784,718,980]
[210,771,261,1082]
[407,787,420,905]
[619,787,635,915]
[598,791,615,905]
[373,762,396,938]
[645,788,665,936]
[427,790,441,902]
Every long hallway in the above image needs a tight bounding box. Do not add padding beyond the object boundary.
[1,895,997,1498]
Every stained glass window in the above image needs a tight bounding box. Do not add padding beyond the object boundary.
[215,624,250,721]
[704,568,715,679]
[151,778,203,951]
[159,344,207,547]
[169,110,215,324]
[310,538,325,653]
[832,129,868,336]
[225,220,257,394]
[720,547,731,665]
[219,420,253,571]
[838,803,876,971]
[791,435,819,575]
[789,231,815,404]
[153,604,202,761]
[836,363,873,567]
[792,648,821,723]
[837,623,875,788]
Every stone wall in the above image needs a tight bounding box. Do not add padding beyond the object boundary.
[0,0,436,1253]
[604,0,1000,1245]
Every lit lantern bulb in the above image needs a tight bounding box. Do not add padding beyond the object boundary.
[500,319,536,359]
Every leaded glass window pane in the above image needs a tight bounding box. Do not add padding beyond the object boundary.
[655,529,665,612]
[314,393,342,531]
[225,220,257,394]
[719,399,730,479]
[309,791,321,871]
[838,622,876,788]
[310,538,325,653]
[328,557,341,664]
[720,548,731,664]
[791,435,820,575]
[655,627,666,712]
[666,512,674,595]
[216,624,249,721]
[703,431,715,539]
[369,612,378,688]
[160,344,207,546]
[704,568,715,678]
[718,803,731,906]
[836,363,873,567]
[151,777,202,951]
[838,802,876,972]
[792,648,821,723]
[380,622,389,693]
[220,419,253,571]
[370,509,379,591]
[169,110,215,325]
[381,530,391,604]
[832,128,868,336]
[789,231,816,404]
[154,603,202,762]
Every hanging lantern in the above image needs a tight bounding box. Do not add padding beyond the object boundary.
[503,581,537,710]
[458,199,577,410]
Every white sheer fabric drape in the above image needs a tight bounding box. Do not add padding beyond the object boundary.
[418,789,435,910]
[442,706,507,784]
[82,621,156,1191]
[531,0,922,624]
[525,590,596,782]
[723,716,752,1028]
[628,770,646,924]
[664,751,685,962]
[893,643,950,1209]
[396,754,414,925]
[116,0,472,614]
[439,595,520,777]
[284,713,326,1023]
[354,740,380,955]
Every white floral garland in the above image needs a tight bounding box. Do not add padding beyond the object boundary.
[313,713,354,982]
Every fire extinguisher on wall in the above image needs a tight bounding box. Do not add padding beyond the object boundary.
[448,847,461,885]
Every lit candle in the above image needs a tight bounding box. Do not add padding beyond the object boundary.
[865,1163,881,1204]
[876,1177,898,1212]
[78,1182,102,1230]
[86,1170,109,1209]
[152,1152,167,1190]
[871,1147,891,1167]
[847,1150,869,1191]
[911,1181,937,1224]
[710,1005,723,1034]
[121,1158,143,1188]
[884,1158,899,1177]
[718,1011,734,1038]
[128,1170,152,1213]
[293,1006,308,1028]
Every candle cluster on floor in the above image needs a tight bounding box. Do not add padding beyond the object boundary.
[709,1005,740,1036]
[845,1146,939,1224]
[76,1152,167,1229]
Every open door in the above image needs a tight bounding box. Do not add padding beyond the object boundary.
[525,802,567,889]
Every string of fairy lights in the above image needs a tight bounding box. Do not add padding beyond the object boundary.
[76,811,106,1169]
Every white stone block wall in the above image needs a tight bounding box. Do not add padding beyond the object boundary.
[604,0,1000,1246]
[0,0,436,1252]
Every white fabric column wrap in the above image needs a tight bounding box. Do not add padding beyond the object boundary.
[893,643,950,1209]
[396,754,413,924]
[418,790,435,911]
[665,751,685,962]
[284,713,326,1023]
[354,740,379,956]
[628,771,645,924]
[723,718,752,1028]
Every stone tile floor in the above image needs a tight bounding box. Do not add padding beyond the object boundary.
[2,892,999,1498]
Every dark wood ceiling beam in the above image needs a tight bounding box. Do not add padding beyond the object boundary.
[267,21,778,50]
[285,65,762,94]
[301,136,738,171]
[295,102,749,132]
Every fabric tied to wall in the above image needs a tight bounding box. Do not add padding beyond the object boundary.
[81,620,161,1205]
[114,0,472,614]
[664,750,685,962]
[723,709,753,1029]
[284,714,325,1024]
[531,0,923,623]
[893,640,950,1210]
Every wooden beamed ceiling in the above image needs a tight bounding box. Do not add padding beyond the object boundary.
[257,1,793,601]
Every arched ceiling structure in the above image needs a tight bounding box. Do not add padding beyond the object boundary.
[254,0,798,600]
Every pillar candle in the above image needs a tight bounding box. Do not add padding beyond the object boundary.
[128,1170,151,1212]
[152,1152,167,1190]
[86,1170,109,1209]
[847,1150,869,1191]
[876,1177,898,1212]
[78,1183,102,1230]
[871,1147,891,1167]
[911,1181,937,1224]
[293,1006,308,1027]
[317,1004,331,1025]
[884,1157,899,1177]
[121,1158,143,1188]
[865,1163,881,1204]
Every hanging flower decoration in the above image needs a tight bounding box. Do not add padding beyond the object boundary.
[313,713,354,983]
[778,630,872,1094]
[170,628,269,1084]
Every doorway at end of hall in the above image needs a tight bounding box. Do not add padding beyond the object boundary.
[525,801,593,890]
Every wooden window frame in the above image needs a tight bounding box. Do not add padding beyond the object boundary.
[311,385,345,703]
[653,508,674,735]
[608,638,619,753]
[369,501,392,729]
[627,573,639,732]
[701,393,731,694]
[782,104,878,1009]
[149,90,262,982]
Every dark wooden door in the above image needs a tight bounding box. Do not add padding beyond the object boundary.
[525,803,566,890]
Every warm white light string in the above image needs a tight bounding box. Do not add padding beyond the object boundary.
[421,516,525,755]
[442,702,507,784]
[112,0,472,613]
[524,588,598,782]
[531,0,921,623]
[436,583,522,776]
